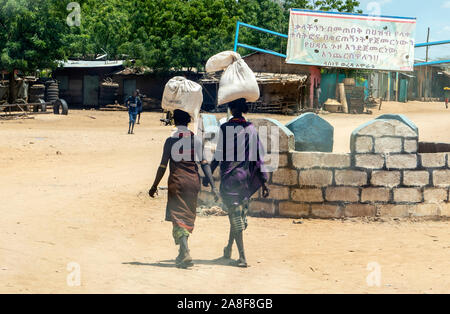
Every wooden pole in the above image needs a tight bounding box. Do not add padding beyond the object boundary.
[339,83,348,113]
[335,69,339,99]
[395,72,399,102]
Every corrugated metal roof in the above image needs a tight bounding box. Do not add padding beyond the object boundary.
[200,72,308,84]
[60,60,124,68]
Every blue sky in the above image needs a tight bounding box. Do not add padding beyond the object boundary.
[357,0,450,59]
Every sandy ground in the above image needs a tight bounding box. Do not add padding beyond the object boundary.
[0,101,449,294]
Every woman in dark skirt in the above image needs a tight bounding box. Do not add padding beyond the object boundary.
[149,109,218,268]
[206,98,269,267]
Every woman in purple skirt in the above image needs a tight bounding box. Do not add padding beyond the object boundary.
[206,98,269,267]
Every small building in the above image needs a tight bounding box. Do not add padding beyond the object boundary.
[199,52,320,112]
[53,60,124,107]
[369,62,450,102]
[111,68,201,109]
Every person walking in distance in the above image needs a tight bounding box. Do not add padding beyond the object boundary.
[125,90,142,134]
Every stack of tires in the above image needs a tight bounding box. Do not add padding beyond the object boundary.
[99,80,119,107]
[29,84,45,103]
[45,80,59,103]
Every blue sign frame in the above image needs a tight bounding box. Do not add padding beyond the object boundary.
[233,20,450,67]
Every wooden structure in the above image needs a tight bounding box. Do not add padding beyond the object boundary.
[199,52,318,113]
[53,60,124,107]
[111,68,201,110]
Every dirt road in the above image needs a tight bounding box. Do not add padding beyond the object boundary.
[1,101,449,293]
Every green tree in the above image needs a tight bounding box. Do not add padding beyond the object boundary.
[0,0,69,102]
[64,0,362,71]
[283,0,362,13]
[66,0,133,60]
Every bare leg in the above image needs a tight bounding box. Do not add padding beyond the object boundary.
[223,224,233,259]
[177,236,193,268]
[234,230,247,268]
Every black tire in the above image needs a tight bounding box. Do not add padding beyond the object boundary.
[53,99,68,115]
[40,99,47,113]
[33,99,47,112]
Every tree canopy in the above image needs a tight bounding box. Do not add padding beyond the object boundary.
[0,0,362,74]
[0,0,69,73]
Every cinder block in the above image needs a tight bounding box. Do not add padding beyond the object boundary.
[267,185,290,200]
[355,136,373,153]
[272,169,298,186]
[441,203,450,217]
[403,171,430,187]
[420,153,446,168]
[393,188,422,203]
[311,204,343,218]
[378,204,415,217]
[322,154,351,168]
[279,202,310,218]
[345,204,376,217]
[325,187,359,202]
[299,169,333,187]
[292,152,321,169]
[249,200,276,216]
[278,153,289,168]
[433,170,450,187]
[361,188,390,203]
[424,188,448,203]
[411,204,440,217]
[291,152,350,169]
[404,140,418,153]
[291,189,324,203]
[371,171,401,187]
[335,170,368,186]
[374,137,403,153]
[355,154,385,169]
[386,154,417,169]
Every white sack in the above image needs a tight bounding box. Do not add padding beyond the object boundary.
[162,76,203,120]
[205,51,241,73]
[218,58,260,105]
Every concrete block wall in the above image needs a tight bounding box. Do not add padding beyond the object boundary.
[199,116,450,219]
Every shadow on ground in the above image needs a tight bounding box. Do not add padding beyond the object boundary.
[123,257,236,268]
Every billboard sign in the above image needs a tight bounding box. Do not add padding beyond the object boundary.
[286,9,417,71]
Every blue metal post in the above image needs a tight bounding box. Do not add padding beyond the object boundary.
[237,43,287,58]
[238,22,289,39]
[234,21,240,52]
[415,40,450,47]
[232,21,449,66]
[414,59,450,67]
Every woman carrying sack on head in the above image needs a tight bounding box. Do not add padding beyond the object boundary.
[149,109,219,269]
[205,98,269,268]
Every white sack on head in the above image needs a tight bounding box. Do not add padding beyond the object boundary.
[205,51,241,73]
[162,76,203,120]
[218,58,260,105]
